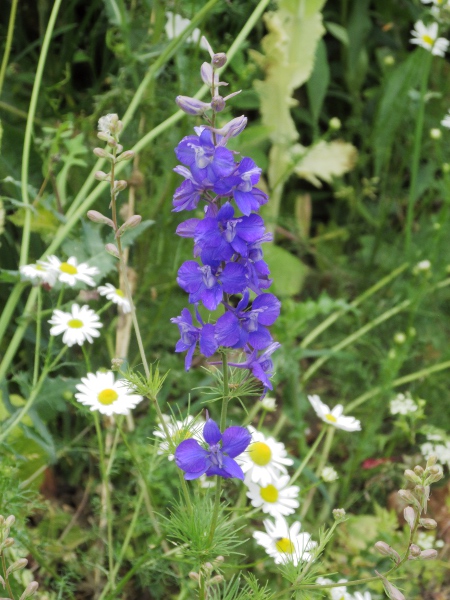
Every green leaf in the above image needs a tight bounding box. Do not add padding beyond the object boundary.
[307,39,330,124]
[264,244,308,297]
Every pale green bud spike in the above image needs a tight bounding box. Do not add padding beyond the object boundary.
[19,581,39,600]
[6,558,27,577]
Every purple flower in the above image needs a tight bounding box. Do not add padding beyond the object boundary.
[175,418,251,480]
[215,291,281,350]
[230,342,281,391]
[176,202,267,265]
[213,157,268,216]
[171,308,217,370]
[177,260,248,310]
[172,166,206,212]
[175,128,235,186]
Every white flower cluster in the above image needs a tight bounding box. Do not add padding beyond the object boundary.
[421,431,450,470]
[316,578,372,600]
[389,392,418,416]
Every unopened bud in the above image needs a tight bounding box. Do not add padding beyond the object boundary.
[116,150,135,163]
[105,243,120,258]
[211,95,226,112]
[409,544,421,557]
[425,465,444,484]
[111,358,124,371]
[0,575,5,588]
[93,148,113,159]
[203,562,213,571]
[419,518,437,529]
[414,465,424,476]
[86,210,114,228]
[419,549,438,560]
[398,489,419,507]
[210,575,224,584]
[97,132,115,144]
[374,541,400,563]
[189,572,200,581]
[176,96,211,116]
[113,180,128,193]
[376,571,406,600]
[404,506,416,530]
[332,508,346,521]
[19,581,39,600]
[116,215,142,238]
[329,117,341,130]
[430,128,442,140]
[6,558,27,577]
[212,53,227,68]
[94,170,110,182]
[210,116,248,142]
[215,556,224,563]
[4,516,15,528]
[201,63,214,87]
[404,469,421,484]
[1,537,14,549]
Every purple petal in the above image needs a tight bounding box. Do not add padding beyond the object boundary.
[220,263,247,294]
[221,426,251,458]
[215,312,241,347]
[248,327,272,350]
[176,219,200,237]
[200,285,223,311]
[203,419,222,445]
[236,214,265,242]
[172,180,202,212]
[211,147,235,178]
[252,293,281,326]
[199,323,217,357]
[184,344,196,371]
[233,190,253,216]
[221,456,245,480]
[175,439,209,478]
[177,261,202,293]
[217,202,235,221]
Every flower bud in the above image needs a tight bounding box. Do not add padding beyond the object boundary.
[425,466,444,484]
[404,469,421,484]
[6,558,27,577]
[201,63,214,87]
[93,148,113,159]
[413,465,424,476]
[215,556,224,563]
[1,537,14,549]
[188,572,200,581]
[332,508,346,521]
[212,53,227,68]
[19,581,39,600]
[0,575,5,588]
[376,571,406,600]
[404,506,416,530]
[176,96,211,116]
[419,549,438,560]
[409,544,421,557]
[210,116,248,142]
[394,332,406,344]
[203,562,213,571]
[116,150,135,163]
[374,541,400,563]
[4,516,15,528]
[97,132,115,144]
[114,180,128,193]
[329,117,341,130]
[116,215,142,238]
[105,243,120,258]
[419,518,437,529]
[430,128,442,140]
[211,95,226,112]
[210,575,224,584]
[86,210,114,228]
[398,489,420,508]
[94,171,110,182]
[98,113,123,136]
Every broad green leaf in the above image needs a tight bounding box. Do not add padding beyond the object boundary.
[307,39,330,124]
[292,140,358,187]
[264,244,308,297]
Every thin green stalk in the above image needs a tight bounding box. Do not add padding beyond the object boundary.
[300,263,408,349]
[347,358,450,412]
[32,286,42,387]
[405,50,432,254]
[20,0,63,267]
[299,427,335,519]
[1,552,15,600]
[302,299,411,383]
[289,427,326,486]
[0,0,19,97]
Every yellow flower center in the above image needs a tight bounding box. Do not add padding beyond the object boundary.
[97,388,119,405]
[324,413,337,423]
[260,484,279,503]
[172,429,192,445]
[68,319,83,329]
[421,34,434,46]
[275,538,295,554]
[249,442,272,466]
[60,262,78,275]
[115,289,125,298]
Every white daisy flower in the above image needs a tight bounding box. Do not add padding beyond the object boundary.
[153,414,204,461]
[441,111,450,128]
[19,263,57,286]
[253,517,316,565]
[245,474,300,518]
[75,371,143,416]
[389,392,418,415]
[98,283,131,313]
[48,304,102,347]
[39,255,99,287]
[410,21,449,57]
[308,395,361,432]
[238,426,293,486]
[165,12,208,49]
[316,578,350,600]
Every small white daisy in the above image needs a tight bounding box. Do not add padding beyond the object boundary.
[39,255,99,287]
[410,21,449,57]
[245,474,300,518]
[316,578,350,600]
[98,283,131,313]
[153,415,204,461]
[48,304,102,347]
[75,371,143,416]
[238,426,293,486]
[308,395,361,432]
[165,12,208,49]
[441,111,450,128]
[389,392,418,415]
[253,517,316,566]
[19,263,57,286]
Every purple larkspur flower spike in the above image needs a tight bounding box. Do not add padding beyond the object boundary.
[171,308,217,370]
[214,157,268,216]
[230,342,281,391]
[175,417,251,480]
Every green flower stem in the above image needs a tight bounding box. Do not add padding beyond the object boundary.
[19,0,63,268]
[289,427,326,486]
[405,49,432,254]
[93,412,115,593]
[302,299,411,383]
[300,262,408,350]
[242,399,263,426]
[0,345,67,443]
[0,0,19,97]
[0,0,271,371]
[299,427,335,519]
[96,300,114,317]
[347,358,450,412]
[1,550,15,600]
[32,286,42,387]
